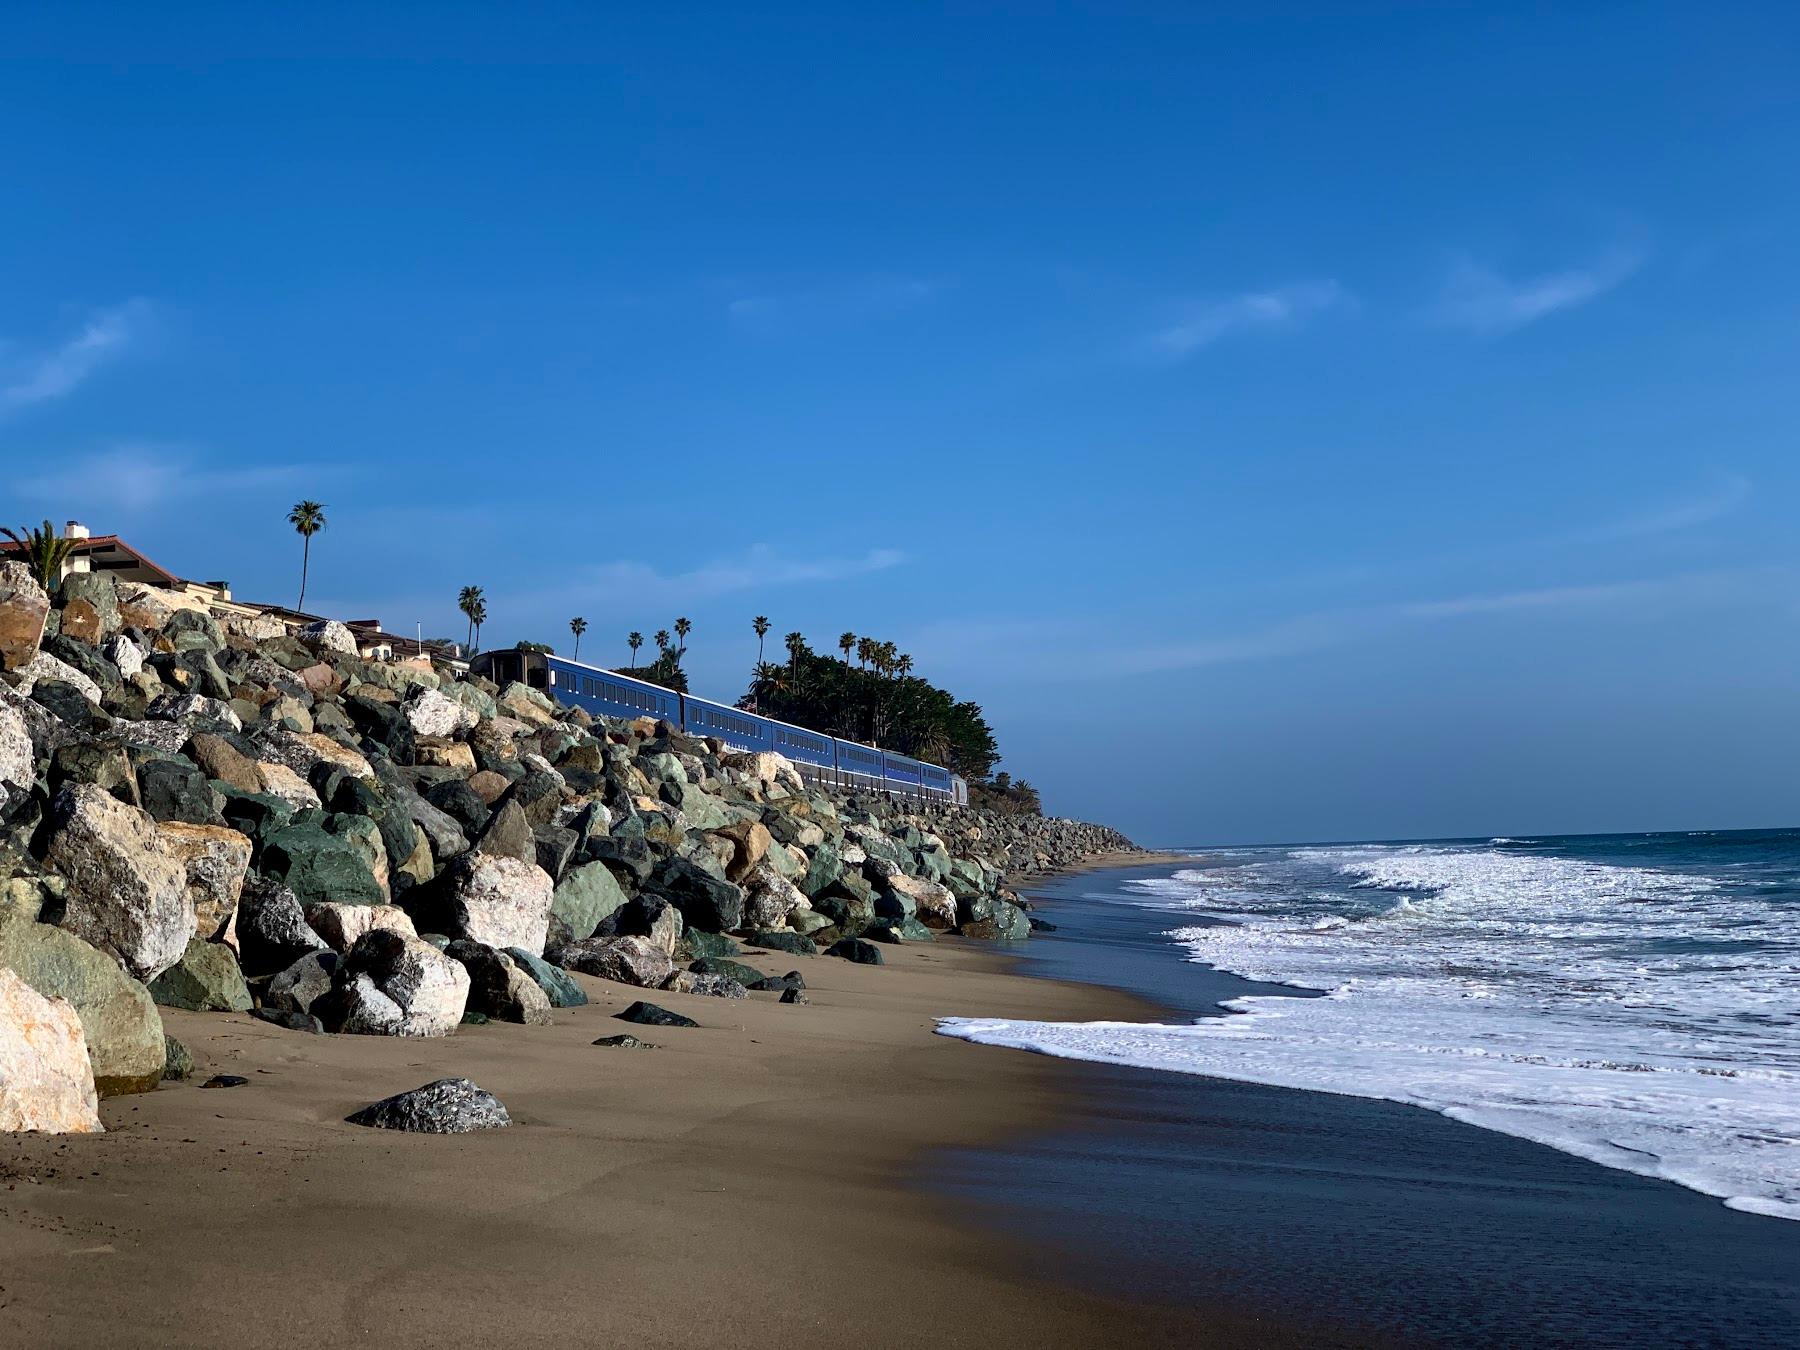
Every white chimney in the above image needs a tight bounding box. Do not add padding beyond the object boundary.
[63,521,90,540]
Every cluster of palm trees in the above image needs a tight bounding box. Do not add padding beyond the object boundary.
[458,585,488,652]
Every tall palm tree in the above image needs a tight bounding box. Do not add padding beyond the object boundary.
[896,653,913,678]
[673,616,692,660]
[569,616,588,661]
[654,629,670,655]
[0,521,80,589]
[855,636,874,670]
[627,631,643,668]
[471,597,488,652]
[838,631,856,664]
[753,615,770,666]
[286,501,327,610]
[458,585,485,652]
[784,631,805,680]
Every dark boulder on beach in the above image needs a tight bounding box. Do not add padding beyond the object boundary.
[616,1000,697,1028]
[346,1077,511,1133]
[825,937,884,966]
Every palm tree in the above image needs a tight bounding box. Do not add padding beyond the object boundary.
[784,630,805,679]
[855,636,874,670]
[569,616,587,661]
[753,615,770,666]
[0,521,80,589]
[471,597,488,652]
[896,653,913,678]
[838,631,856,664]
[627,631,643,668]
[286,501,327,611]
[458,585,485,652]
[654,629,670,655]
[673,616,692,660]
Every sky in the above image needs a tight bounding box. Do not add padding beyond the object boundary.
[2,2,1797,845]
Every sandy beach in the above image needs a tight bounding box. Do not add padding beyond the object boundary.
[0,904,1297,1349]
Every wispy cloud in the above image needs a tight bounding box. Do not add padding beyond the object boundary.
[1580,473,1750,542]
[18,444,316,512]
[583,546,904,603]
[1145,280,1352,361]
[0,300,154,416]
[726,275,943,336]
[1430,246,1645,335]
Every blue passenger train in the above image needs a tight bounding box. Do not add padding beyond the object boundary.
[469,648,968,805]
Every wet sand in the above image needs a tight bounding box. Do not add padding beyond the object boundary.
[0,915,1309,1349]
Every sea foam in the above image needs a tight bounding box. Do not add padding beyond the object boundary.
[940,841,1800,1220]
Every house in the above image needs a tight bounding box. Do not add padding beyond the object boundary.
[4,521,456,666]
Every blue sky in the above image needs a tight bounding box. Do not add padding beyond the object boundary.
[3,3,1797,844]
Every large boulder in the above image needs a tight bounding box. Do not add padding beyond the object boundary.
[0,561,50,672]
[297,619,357,657]
[346,1077,510,1133]
[156,821,252,946]
[263,950,337,1016]
[742,861,807,932]
[403,687,478,739]
[234,876,330,978]
[303,902,417,953]
[0,885,166,1096]
[0,696,33,799]
[715,818,772,884]
[445,941,554,1026]
[649,857,744,934]
[422,853,554,955]
[550,860,630,941]
[0,967,102,1134]
[549,935,674,988]
[503,946,588,1008]
[44,784,195,982]
[884,872,958,931]
[316,931,469,1037]
[146,938,252,1012]
[259,822,385,908]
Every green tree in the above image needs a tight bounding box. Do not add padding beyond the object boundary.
[471,597,488,651]
[838,631,855,663]
[654,629,670,655]
[753,615,770,666]
[627,630,643,668]
[458,585,485,652]
[286,500,327,610]
[673,616,692,660]
[569,616,587,661]
[0,521,79,590]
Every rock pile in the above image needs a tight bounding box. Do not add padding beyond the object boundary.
[0,562,1142,1130]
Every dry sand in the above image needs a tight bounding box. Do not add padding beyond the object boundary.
[0,896,1286,1349]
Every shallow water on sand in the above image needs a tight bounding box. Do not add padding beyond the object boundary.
[931,860,1800,1348]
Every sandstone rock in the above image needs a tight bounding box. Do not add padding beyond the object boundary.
[318,931,469,1037]
[743,861,807,932]
[496,680,556,726]
[346,1077,510,1133]
[0,967,102,1134]
[147,938,252,1012]
[716,817,772,883]
[550,934,674,988]
[0,562,50,672]
[304,901,417,952]
[445,940,553,1025]
[428,853,554,955]
[45,784,195,982]
[297,619,357,657]
[403,687,478,738]
[156,821,252,946]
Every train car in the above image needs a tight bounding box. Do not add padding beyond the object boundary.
[466,648,966,804]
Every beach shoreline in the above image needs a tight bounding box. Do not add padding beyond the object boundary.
[0,857,1299,1349]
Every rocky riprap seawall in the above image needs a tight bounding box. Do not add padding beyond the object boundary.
[0,561,1142,1132]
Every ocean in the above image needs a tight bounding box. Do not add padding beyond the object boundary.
[942,830,1800,1221]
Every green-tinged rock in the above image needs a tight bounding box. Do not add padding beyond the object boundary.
[0,883,167,1095]
[616,1000,696,1028]
[260,822,384,907]
[504,945,588,1008]
[162,1035,194,1081]
[800,843,843,898]
[148,937,253,1012]
[551,860,629,941]
[742,929,818,956]
[897,917,938,942]
[676,928,741,961]
[825,937,884,965]
[688,955,764,987]
[788,909,834,937]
